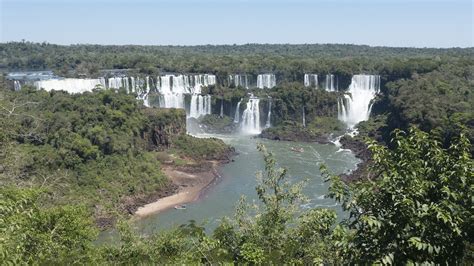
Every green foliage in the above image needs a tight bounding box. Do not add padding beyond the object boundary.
[199,114,234,131]
[211,144,340,264]
[1,42,471,78]
[324,127,473,264]
[261,116,344,142]
[369,63,474,149]
[172,134,232,160]
[0,187,98,264]
[0,86,227,222]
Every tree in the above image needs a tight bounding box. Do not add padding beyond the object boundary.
[213,143,341,264]
[0,187,98,264]
[324,127,473,264]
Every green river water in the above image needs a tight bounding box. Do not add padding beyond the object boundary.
[132,134,360,235]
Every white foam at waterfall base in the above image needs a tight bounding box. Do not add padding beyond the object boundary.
[241,98,261,134]
[338,74,380,128]
[34,78,106,93]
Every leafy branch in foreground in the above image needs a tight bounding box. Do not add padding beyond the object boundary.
[323,127,473,264]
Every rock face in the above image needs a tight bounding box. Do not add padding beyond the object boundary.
[340,135,372,182]
[141,108,187,150]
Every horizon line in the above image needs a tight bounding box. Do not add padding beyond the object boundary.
[1,40,473,50]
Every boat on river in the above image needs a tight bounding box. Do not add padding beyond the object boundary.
[174,204,187,210]
[290,147,304,153]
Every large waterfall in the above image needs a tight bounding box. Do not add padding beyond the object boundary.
[241,97,261,134]
[257,74,276,89]
[325,74,336,92]
[34,78,106,93]
[304,74,318,87]
[229,74,249,89]
[189,94,212,118]
[234,99,242,123]
[157,74,216,109]
[338,74,380,128]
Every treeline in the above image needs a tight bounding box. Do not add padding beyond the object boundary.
[1,42,472,83]
[360,61,474,150]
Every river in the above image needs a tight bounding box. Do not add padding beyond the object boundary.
[133,134,359,235]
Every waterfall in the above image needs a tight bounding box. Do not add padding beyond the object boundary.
[265,99,272,128]
[302,106,306,128]
[220,100,224,117]
[338,74,380,128]
[325,74,336,92]
[229,74,249,89]
[241,97,261,134]
[13,80,22,91]
[189,94,212,118]
[304,74,318,87]
[108,77,130,91]
[157,74,216,109]
[257,74,276,89]
[34,78,106,93]
[234,99,242,123]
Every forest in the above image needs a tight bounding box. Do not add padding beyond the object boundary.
[0,42,473,264]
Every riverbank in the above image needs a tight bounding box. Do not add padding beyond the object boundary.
[134,161,222,217]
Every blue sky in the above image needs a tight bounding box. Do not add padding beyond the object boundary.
[1,0,472,47]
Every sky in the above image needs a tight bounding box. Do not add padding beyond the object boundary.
[1,0,473,48]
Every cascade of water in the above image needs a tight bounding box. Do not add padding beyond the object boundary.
[338,74,380,128]
[234,99,242,123]
[189,94,212,118]
[229,74,249,89]
[220,100,224,117]
[265,99,272,128]
[302,106,306,127]
[34,78,106,93]
[108,77,130,90]
[13,80,22,91]
[304,74,318,87]
[241,97,261,134]
[257,74,276,89]
[157,74,216,109]
[325,74,336,92]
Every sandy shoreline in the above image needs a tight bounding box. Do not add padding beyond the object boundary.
[134,162,220,218]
